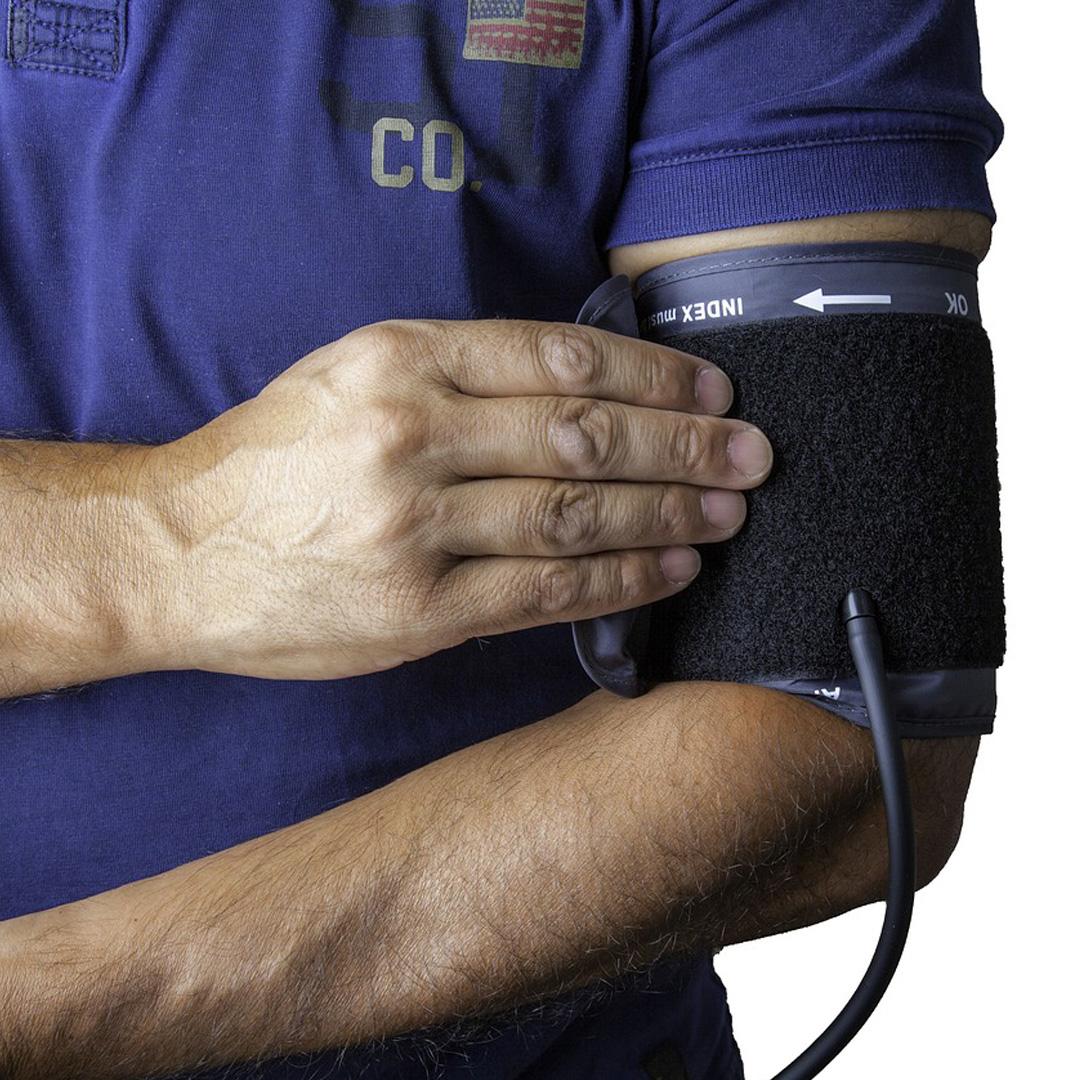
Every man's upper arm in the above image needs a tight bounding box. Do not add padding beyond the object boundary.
[594,0,1001,819]
[609,210,992,285]
[598,8,1002,876]
[604,208,992,879]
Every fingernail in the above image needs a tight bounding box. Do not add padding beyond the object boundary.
[660,545,701,584]
[701,489,745,531]
[695,366,733,413]
[728,428,773,479]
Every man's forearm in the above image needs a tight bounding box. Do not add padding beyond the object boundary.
[0,681,976,1079]
[0,439,172,699]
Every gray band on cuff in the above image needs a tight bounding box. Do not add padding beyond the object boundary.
[753,667,997,739]
[634,242,980,339]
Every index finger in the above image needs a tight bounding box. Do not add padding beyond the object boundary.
[426,319,734,416]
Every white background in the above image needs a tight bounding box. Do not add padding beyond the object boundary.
[717,5,1078,1077]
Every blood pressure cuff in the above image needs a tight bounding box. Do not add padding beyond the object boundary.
[571,243,1005,738]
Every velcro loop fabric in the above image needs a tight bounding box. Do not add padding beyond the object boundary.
[646,313,1005,683]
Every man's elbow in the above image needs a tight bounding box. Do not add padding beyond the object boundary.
[854,734,981,910]
[751,731,982,944]
[908,735,981,892]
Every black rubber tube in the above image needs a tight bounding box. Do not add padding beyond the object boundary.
[770,589,916,1080]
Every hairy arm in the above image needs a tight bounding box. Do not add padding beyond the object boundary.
[0,682,977,1079]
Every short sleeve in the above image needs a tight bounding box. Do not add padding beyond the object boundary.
[606,0,1004,247]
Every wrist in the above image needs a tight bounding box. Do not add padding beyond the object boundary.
[0,440,196,694]
[126,440,216,676]
[66,442,193,679]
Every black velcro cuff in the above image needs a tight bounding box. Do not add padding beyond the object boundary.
[647,312,1005,683]
[571,244,1006,699]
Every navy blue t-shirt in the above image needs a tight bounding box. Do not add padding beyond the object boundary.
[0,2,1001,1077]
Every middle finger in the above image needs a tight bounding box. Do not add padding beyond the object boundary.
[444,394,773,490]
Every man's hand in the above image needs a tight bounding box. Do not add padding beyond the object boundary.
[1,320,772,697]
[154,319,772,680]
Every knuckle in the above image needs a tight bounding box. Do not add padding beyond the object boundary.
[375,485,434,546]
[530,560,586,619]
[383,565,441,630]
[357,320,418,366]
[617,553,654,604]
[297,337,367,403]
[643,354,685,405]
[360,319,451,390]
[532,481,599,552]
[350,483,420,555]
[425,485,456,537]
[303,354,352,404]
[671,415,715,476]
[331,325,372,361]
[655,484,696,539]
[535,324,602,394]
[363,396,431,463]
[549,398,620,475]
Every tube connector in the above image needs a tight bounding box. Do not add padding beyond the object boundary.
[841,587,879,624]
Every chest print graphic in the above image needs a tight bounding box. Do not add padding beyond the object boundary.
[463,0,587,69]
[320,0,588,191]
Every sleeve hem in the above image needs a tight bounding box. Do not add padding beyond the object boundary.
[606,135,995,249]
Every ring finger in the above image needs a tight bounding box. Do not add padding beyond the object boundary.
[435,477,747,558]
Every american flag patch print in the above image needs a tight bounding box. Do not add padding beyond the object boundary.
[463,0,587,70]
